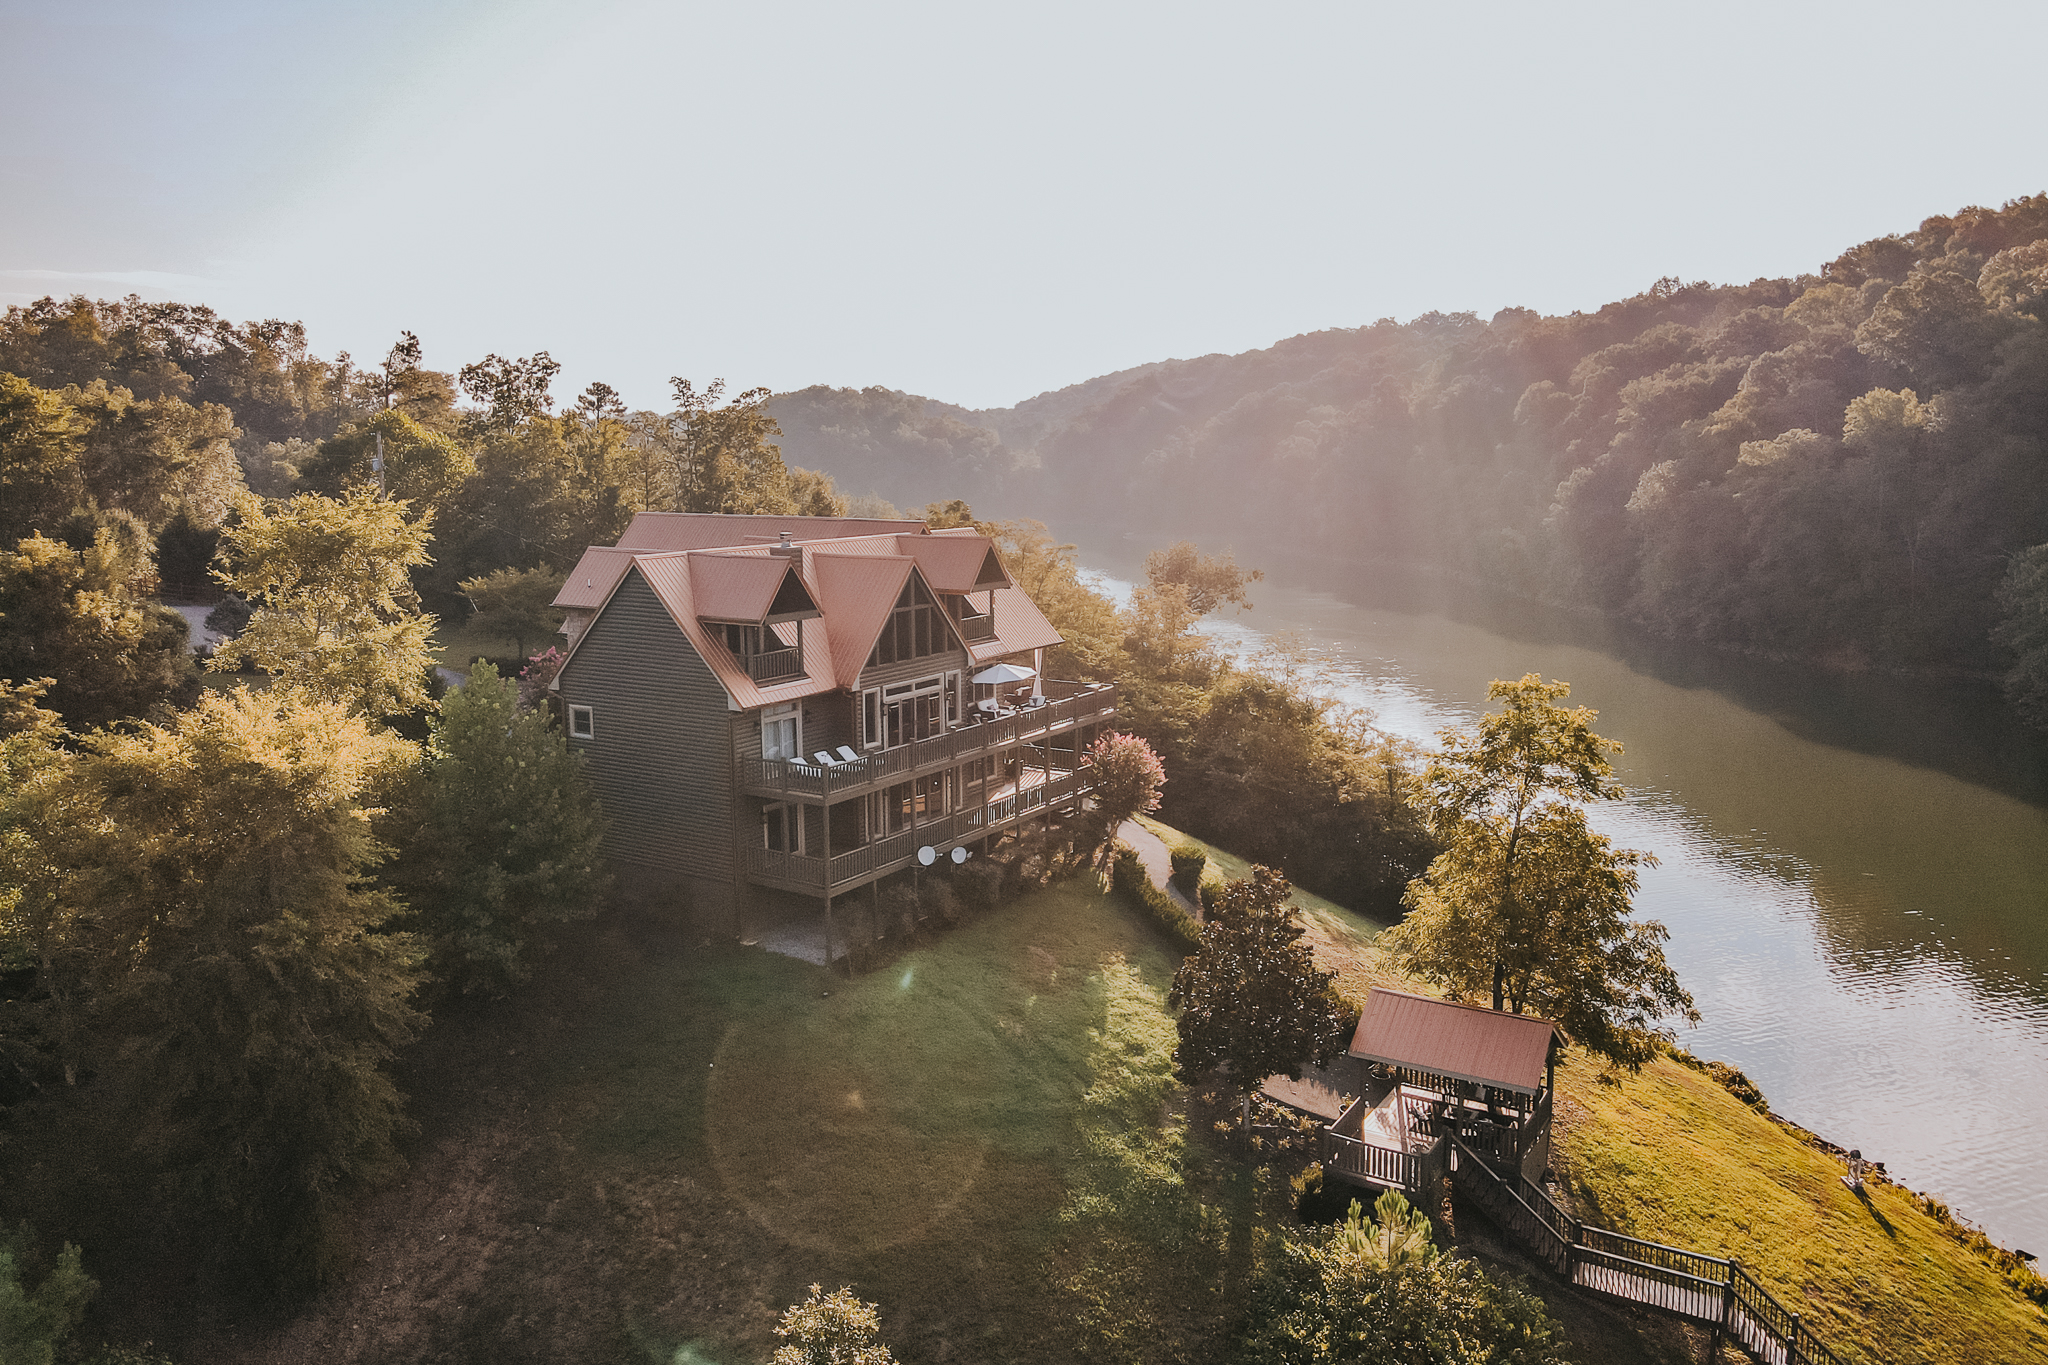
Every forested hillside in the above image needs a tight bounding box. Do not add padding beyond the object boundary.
[768,194,2048,720]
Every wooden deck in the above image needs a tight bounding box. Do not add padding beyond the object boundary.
[746,766,1094,895]
[738,682,1118,802]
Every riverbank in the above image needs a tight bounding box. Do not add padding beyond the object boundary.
[1133,814,2048,1364]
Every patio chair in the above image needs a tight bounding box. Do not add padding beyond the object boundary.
[814,751,841,768]
[835,746,865,765]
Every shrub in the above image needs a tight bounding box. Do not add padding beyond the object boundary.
[203,592,252,639]
[881,881,919,938]
[772,1283,895,1365]
[921,878,961,925]
[1108,841,1204,956]
[1168,839,1207,891]
[952,860,1000,912]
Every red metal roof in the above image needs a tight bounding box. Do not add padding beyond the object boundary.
[809,552,915,682]
[688,554,815,623]
[550,514,1067,707]
[614,512,928,553]
[1347,989,1556,1095]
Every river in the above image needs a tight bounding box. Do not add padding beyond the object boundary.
[1083,550,2048,1256]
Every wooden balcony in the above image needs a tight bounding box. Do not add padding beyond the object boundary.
[746,767,1094,895]
[738,681,1118,801]
[747,646,804,682]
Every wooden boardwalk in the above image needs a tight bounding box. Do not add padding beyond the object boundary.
[1449,1136,1847,1365]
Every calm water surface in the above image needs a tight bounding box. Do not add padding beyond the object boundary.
[1085,552,2048,1255]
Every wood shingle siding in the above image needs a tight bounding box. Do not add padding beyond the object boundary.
[559,567,734,879]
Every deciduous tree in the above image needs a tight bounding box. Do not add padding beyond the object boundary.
[26,688,422,1287]
[1084,730,1165,866]
[1381,675,1697,1068]
[210,489,437,716]
[1241,1211,1567,1365]
[0,530,196,729]
[458,566,567,661]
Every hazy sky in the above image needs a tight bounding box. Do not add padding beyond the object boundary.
[3,0,2045,411]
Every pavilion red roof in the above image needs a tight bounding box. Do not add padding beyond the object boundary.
[1347,989,1556,1096]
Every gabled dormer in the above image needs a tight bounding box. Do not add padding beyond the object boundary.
[866,570,965,669]
[692,553,822,683]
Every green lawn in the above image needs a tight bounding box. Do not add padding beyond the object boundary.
[1133,815,1401,1002]
[210,879,1270,1365]
[431,614,562,670]
[1550,1051,2048,1365]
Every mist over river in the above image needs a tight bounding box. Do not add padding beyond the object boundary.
[1081,545,2048,1256]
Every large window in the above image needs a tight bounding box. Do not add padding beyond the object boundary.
[761,704,801,761]
[868,577,951,667]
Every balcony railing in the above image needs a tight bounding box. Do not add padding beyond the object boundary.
[745,767,1093,893]
[957,613,996,641]
[739,681,1118,800]
[747,646,804,682]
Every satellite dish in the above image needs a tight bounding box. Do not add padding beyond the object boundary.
[951,846,969,864]
[918,845,936,866]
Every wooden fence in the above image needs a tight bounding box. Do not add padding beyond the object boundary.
[1448,1136,1847,1365]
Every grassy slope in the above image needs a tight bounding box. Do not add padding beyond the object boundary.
[1135,818,2048,1363]
[1552,1052,2048,1365]
[181,879,1244,1365]
[1131,815,1395,998]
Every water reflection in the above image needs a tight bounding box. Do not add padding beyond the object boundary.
[1082,551,2048,1254]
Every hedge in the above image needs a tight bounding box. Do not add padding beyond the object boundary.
[1109,842,1204,957]
[1167,839,1207,891]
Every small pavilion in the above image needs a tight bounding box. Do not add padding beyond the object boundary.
[1317,988,1560,1192]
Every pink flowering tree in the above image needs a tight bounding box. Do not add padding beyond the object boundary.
[1086,730,1166,867]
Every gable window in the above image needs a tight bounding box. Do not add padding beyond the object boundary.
[568,704,595,739]
[868,577,951,667]
[761,703,801,762]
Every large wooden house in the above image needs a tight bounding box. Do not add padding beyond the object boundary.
[550,513,1119,935]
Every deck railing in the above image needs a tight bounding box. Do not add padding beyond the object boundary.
[1319,1093,1450,1194]
[1447,1135,1847,1365]
[744,767,1094,893]
[739,682,1118,801]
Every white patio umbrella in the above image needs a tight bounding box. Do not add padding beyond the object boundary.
[972,662,1037,684]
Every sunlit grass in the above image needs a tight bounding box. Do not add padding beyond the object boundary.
[501,877,1244,1364]
[1551,1051,2048,1365]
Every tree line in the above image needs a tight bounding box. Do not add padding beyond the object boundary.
[767,193,2048,727]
